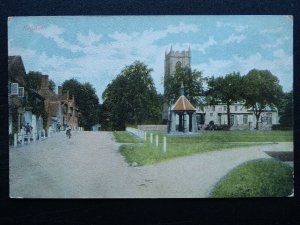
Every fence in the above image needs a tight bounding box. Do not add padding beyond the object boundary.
[126,127,167,153]
[12,126,84,147]
[126,127,145,139]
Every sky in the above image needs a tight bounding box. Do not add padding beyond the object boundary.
[8,16,293,102]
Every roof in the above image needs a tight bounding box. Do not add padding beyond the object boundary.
[8,55,26,86]
[172,95,196,111]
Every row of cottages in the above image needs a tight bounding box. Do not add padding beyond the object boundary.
[38,74,80,131]
[196,103,279,130]
[8,55,80,143]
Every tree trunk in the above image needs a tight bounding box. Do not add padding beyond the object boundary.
[255,111,261,130]
[227,102,231,127]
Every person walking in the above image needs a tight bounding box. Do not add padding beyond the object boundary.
[66,125,71,139]
[24,123,32,135]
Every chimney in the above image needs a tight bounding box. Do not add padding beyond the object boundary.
[58,86,62,97]
[41,75,49,89]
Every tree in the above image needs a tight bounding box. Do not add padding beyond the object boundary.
[48,79,56,91]
[102,61,161,130]
[206,72,243,126]
[242,69,283,130]
[25,71,43,91]
[278,90,293,128]
[164,65,203,106]
[62,78,100,130]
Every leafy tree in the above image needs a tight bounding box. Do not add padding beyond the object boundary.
[48,79,56,91]
[62,78,100,130]
[25,71,43,91]
[278,90,293,128]
[242,69,283,129]
[206,72,243,126]
[164,65,203,106]
[102,61,161,130]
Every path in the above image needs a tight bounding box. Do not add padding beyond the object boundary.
[9,131,293,198]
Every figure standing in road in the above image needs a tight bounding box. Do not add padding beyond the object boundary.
[66,125,71,139]
[24,123,33,134]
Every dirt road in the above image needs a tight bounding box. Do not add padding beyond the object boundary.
[9,131,293,198]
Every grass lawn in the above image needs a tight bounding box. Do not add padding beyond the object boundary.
[114,130,292,166]
[210,159,294,197]
[113,131,143,143]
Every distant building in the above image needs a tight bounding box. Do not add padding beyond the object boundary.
[196,103,279,130]
[37,75,80,130]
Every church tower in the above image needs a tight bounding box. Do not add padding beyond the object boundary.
[164,46,191,93]
[162,46,191,121]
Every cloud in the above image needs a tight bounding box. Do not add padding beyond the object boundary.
[194,50,292,91]
[260,36,289,49]
[260,27,283,34]
[216,21,248,32]
[222,34,246,45]
[76,30,102,46]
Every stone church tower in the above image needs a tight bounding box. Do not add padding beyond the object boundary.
[162,46,191,121]
[164,46,191,92]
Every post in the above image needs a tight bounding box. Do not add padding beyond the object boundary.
[163,136,167,153]
[48,127,51,138]
[33,132,36,142]
[21,134,24,145]
[144,132,147,141]
[14,133,17,147]
[27,134,30,144]
[155,135,158,147]
[150,133,153,144]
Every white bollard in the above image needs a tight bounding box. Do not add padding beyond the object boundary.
[144,132,147,141]
[155,135,158,147]
[33,132,36,142]
[21,134,24,145]
[14,133,17,147]
[150,133,153,144]
[163,136,167,153]
[28,134,30,144]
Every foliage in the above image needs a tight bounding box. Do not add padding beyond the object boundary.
[206,72,243,126]
[164,65,203,106]
[242,69,283,129]
[210,159,293,197]
[116,130,292,165]
[62,78,100,130]
[102,61,161,130]
[25,71,43,91]
[278,90,293,128]
[48,79,56,91]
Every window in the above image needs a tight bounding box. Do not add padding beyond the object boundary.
[175,61,182,69]
[18,87,24,97]
[10,83,19,95]
[243,115,248,124]
[230,114,234,126]
[235,106,238,111]
[224,106,227,111]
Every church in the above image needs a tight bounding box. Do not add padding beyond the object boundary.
[163,47,280,131]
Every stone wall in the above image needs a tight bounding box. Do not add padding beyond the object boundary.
[137,125,167,132]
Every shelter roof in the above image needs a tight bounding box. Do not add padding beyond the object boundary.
[172,95,196,111]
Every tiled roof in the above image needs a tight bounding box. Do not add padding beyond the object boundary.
[172,95,196,111]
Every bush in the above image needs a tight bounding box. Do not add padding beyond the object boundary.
[272,124,292,130]
[204,123,230,131]
[210,159,294,198]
